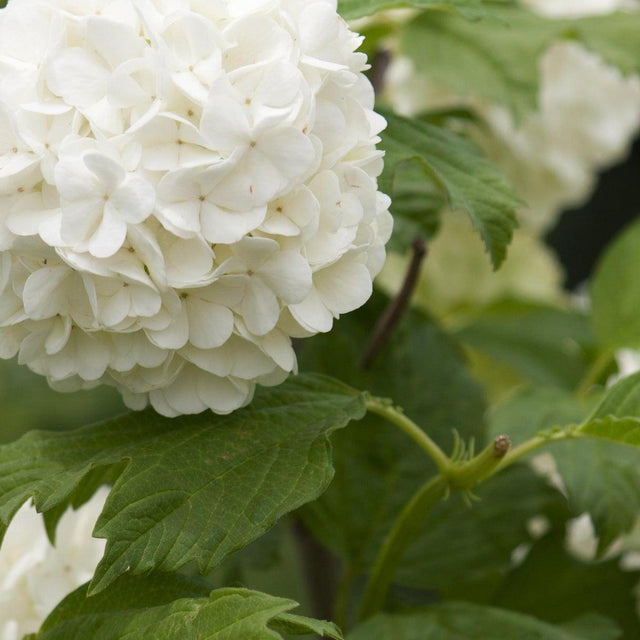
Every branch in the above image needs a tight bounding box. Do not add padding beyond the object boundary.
[291,518,340,621]
[362,238,427,369]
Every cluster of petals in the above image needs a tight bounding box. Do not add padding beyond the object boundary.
[0,0,391,415]
[385,0,640,232]
[0,490,107,640]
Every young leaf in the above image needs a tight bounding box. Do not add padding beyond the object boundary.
[0,374,366,594]
[347,602,618,639]
[34,575,342,640]
[400,7,640,120]
[380,110,520,268]
[591,219,640,350]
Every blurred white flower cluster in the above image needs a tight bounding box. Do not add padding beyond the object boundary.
[0,489,107,639]
[0,0,391,416]
[386,0,640,233]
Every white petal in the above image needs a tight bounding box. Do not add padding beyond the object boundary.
[241,279,279,336]
[109,176,155,224]
[200,201,265,244]
[289,287,334,334]
[60,198,103,247]
[146,304,189,349]
[259,251,312,304]
[315,258,372,315]
[46,48,108,107]
[186,298,234,349]
[196,372,251,414]
[23,266,69,320]
[88,210,127,258]
[84,153,126,192]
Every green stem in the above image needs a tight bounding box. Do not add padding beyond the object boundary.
[365,395,450,472]
[358,437,512,621]
[334,565,356,631]
[446,435,511,489]
[358,474,449,620]
[492,428,582,477]
[576,350,614,398]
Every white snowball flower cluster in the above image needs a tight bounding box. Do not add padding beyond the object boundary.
[385,0,640,233]
[0,489,107,640]
[0,0,391,416]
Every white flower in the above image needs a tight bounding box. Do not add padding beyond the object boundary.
[0,489,107,640]
[0,0,391,416]
[54,139,156,258]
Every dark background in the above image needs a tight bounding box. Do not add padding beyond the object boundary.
[547,136,640,289]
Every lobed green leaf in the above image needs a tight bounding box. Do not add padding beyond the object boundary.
[33,575,342,640]
[347,601,619,639]
[380,110,520,267]
[0,374,366,594]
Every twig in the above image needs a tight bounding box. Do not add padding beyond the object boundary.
[361,238,427,369]
[369,49,391,97]
[291,518,340,621]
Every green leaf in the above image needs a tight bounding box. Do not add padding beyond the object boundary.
[400,7,640,120]
[347,601,615,639]
[578,371,640,447]
[492,531,639,637]
[553,438,640,554]
[564,373,640,551]
[395,464,568,602]
[338,0,492,21]
[384,161,444,252]
[591,219,640,350]
[0,374,366,594]
[579,417,640,448]
[456,301,596,390]
[571,12,640,76]
[492,384,640,555]
[270,612,343,638]
[589,370,640,419]
[559,614,623,640]
[488,386,588,446]
[34,575,342,639]
[297,293,487,571]
[380,110,520,267]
